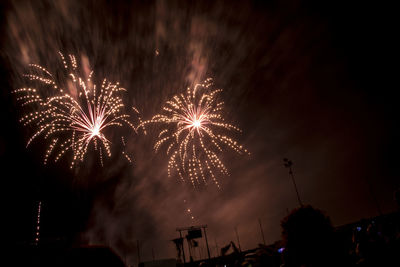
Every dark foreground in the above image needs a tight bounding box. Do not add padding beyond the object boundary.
[7,211,400,267]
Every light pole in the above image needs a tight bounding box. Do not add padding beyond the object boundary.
[137,240,141,266]
[283,158,303,206]
[234,226,241,252]
[258,218,266,245]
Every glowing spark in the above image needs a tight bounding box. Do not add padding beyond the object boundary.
[13,52,137,168]
[141,78,249,188]
[91,125,100,137]
[193,120,201,128]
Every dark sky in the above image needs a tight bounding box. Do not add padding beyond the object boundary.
[1,0,398,264]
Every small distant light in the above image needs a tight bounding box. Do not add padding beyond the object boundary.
[356,226,362,232]
[278,247,285,253]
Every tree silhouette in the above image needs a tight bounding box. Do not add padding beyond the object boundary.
[280,205,336,267]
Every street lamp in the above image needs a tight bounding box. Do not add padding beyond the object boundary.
[283,158,303,206]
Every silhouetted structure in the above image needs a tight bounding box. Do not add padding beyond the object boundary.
[9,210,400,267]
[176,225,211,263]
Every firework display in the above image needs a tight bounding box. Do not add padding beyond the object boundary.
[13,52,136,168]
[141,78,249,188]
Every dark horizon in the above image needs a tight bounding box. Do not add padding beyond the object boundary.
[1,0,398,264]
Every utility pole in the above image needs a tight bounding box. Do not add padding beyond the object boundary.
[202,226,211,260]
[258,218,266,245]
[187,237,193,261]
[137,240,141,266]
[364,176,383,216]
[283,158,303,206]
[178,230,186,264]
[215,238,219,257]
[234,226,241,252]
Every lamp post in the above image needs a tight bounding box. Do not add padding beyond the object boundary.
[283,158,303,206]
[234,226,241,252]
[258,218,266,245]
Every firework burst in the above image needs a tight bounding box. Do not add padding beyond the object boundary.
[13,52,137,168]
[141,78,249,188]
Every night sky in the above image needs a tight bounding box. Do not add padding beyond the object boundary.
[1,0,398,264]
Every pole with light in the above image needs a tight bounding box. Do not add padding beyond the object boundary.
[283,158,303,206]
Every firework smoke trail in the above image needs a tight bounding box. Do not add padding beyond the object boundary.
[13,52,137,168]
[141,78,249,188]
